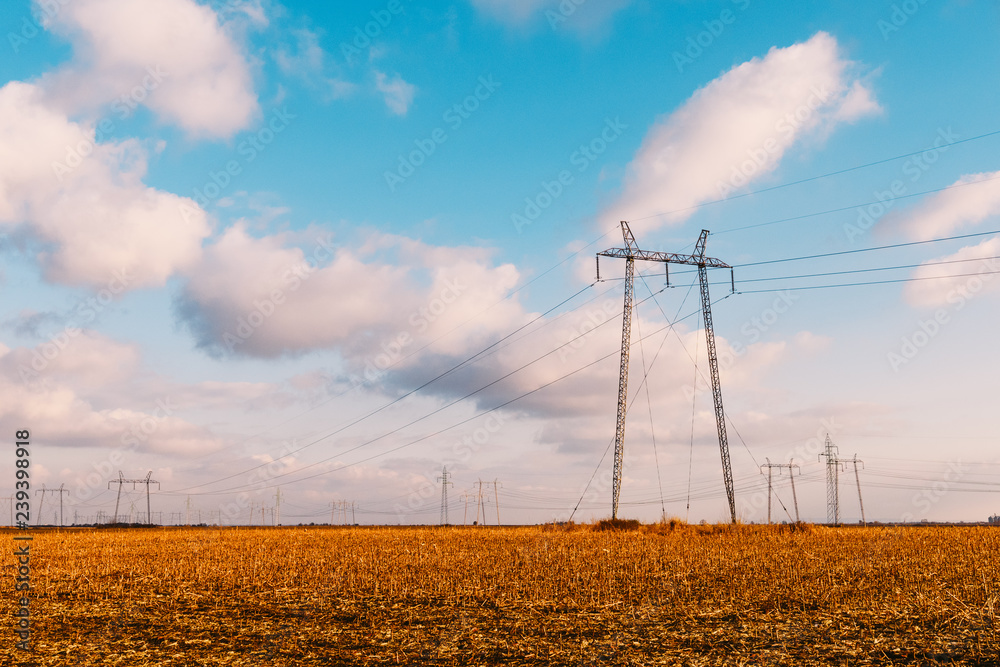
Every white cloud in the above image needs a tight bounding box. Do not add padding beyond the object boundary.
[793,331,833,354]
[0,82,211,289]
[469,0,632,32]
[175,225,526,360]
[903,237,1000,308]
[38,0,258,138]
[606,32,880,228]
[275,28,356,101]
[469,0,551,24]
[0,332,232,455]
[375,71,416,116]
[889,171,1000,241]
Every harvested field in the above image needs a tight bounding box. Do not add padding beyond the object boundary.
[4,524,999,665]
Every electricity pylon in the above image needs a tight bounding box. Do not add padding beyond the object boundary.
[53,484,69,527]
[108,471,159,524]
[851,455,866,526]
[35,484,47,526]
[820,435,844,525]
[437,467,453,525]
[597,222,735,522]
[760,459,801,523]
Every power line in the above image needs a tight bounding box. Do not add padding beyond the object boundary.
[737,268,1000,294]
[734,254,1000,284]
[717,173,1000,235]
[171,281,599,494]
[167,292,714,498]
[735,229,1000,268]
[631,128,1000,224]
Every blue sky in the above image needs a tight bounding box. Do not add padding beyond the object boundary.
[2,0,999,526]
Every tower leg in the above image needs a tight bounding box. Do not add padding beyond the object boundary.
[698,265,737,523]
[611,256,635,520]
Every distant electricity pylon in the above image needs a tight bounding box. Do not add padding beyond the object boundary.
[274,487,282,526]
[760,459,801,523]
[437,467,453,525]
[820,435,844,525]
[851,455,866,526]
[819,437,866,526]
[597,222,735,522]
[108,471,159,524]
[472,479,501,526]
[53,484,69,527]
[35,484,47,526]
[330,500,356,525]
[460,493,472,525]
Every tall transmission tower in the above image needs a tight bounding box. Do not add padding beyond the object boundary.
[597,223,735,522]
[437,467,453,525]
[820,435,844,525]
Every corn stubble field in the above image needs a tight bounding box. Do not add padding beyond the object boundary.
[4,523,999,665]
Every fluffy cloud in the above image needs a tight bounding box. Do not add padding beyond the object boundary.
[607,32,880,227]
[175,225,527,361]
[0,82,211,288]
[375,71,417,116]
[275,28,356,100]
[0,332,231,455]
[38,0,258,138]
[889,171,1000,240]
[903,237,1000,308]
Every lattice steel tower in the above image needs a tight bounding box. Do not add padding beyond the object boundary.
[597,223,736,522]
[820,435,842,525]
[437,466,453,526]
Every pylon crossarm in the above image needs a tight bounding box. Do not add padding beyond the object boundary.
[597,247,731,269]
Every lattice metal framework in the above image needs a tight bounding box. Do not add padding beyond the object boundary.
[598,223,736,522]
